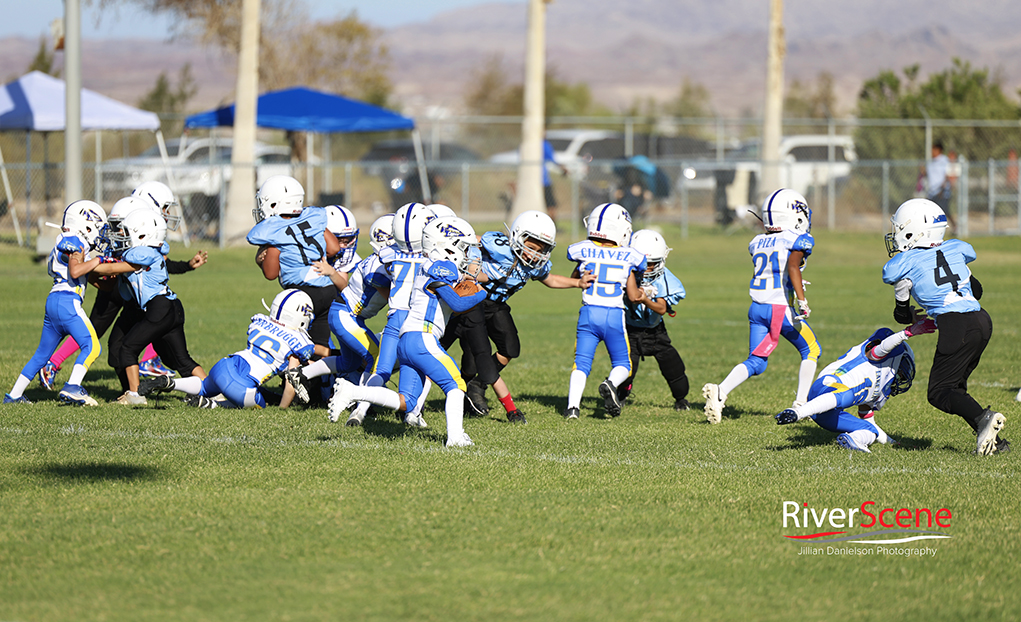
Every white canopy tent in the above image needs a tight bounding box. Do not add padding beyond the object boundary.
[0,71,164,246]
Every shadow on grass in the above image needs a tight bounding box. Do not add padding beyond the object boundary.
[890,436,934,451]
[764,425,841,451]
[24,461,162,483]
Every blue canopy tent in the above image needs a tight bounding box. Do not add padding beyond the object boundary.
[184,87,429,202]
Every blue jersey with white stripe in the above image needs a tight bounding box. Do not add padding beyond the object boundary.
[882,239,980,317]
[479,231,552,303]
[247,208,332,288]
[625,268,686,328]
[118,246,176,310]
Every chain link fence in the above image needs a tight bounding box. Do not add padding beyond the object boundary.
[2,116,1020,248]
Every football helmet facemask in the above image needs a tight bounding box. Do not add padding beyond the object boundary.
[630,229,672,283]
[132,181,182,231]
[508,210,556,268]
[61,200,110,251]
[584,203,632,246]
[325,205,359,266]
[254,175,304,223]
[422,216,479,275]
[885,198,948,256]
[761,188,811,235]
[889,343,916,396]
[113,208,167,250]
[267,289,315,334]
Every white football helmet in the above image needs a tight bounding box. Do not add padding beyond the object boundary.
[890,343,916,396]
[254,175,304,223]
[885,198,948,256]
[268,289,315,334]
[630,229,672,283]
[114,207,167,249]
[508,210,556,268]
[132,181,181,231]
[369,214,396,252]
[422,216,479,274]
[325,205,359,266]
[761,188,811,234]
[61,200,109,251]
[392,202,431,253]
[584,203,632,246]
[426,203,456,220]
[109,196,155,228]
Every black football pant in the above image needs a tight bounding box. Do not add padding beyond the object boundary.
[620,322,689,402]
[108,295,200,391]
[928,309,992,431]
[441,299,520,387]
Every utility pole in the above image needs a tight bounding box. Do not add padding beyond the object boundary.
[64,0,82,205]
[761,0,785,199]
[510,0,550,221]
[224,0,261,246]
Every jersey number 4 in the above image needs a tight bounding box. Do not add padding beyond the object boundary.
[933,250,961,293]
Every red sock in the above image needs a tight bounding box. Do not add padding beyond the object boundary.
[498,394,516,413]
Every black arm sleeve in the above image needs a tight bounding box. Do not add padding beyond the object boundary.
[893,299,913,325]
[970,275,983,300]
[167,259,193,275]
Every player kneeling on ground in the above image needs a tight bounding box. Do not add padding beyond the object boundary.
[774,318,937,452]
[139,289,315,408]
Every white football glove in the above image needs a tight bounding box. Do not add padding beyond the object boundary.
[642,284,658,299]
[795,298,811,319]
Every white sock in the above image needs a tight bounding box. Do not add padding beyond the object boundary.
[797,392,838,420]
[848,429,877,447]
[869,418,890,444]
[568,369,588,409]
[173,376,201,394]
[350,384,402,411]
[445,389,465,438]
[68,363,88,386]
[352,373,385,417]
[796,359,818,404]
[408,378,432,417]
[10,375,31,398]
[607,366,629,387]
[718,364,750,397]
[302,359,333,379]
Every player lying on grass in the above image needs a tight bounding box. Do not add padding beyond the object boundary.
[139,289,315,408]
[774,318,936,452]
[327,216,488,447]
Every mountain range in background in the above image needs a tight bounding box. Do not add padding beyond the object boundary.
[2,0,1021,119]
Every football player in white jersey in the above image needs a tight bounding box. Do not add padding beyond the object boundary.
[774,319,937,452]
[882,198,1007,455]
[139,289,315,408]
[327,216,487,447]
[702,189,822,424]
[5,201,120,405]
[563,203,647,419]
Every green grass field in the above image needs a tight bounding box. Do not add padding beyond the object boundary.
[1,226,1018,621]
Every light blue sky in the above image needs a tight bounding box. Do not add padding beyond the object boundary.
[3,1,516,40]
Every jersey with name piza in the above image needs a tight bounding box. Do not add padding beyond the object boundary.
[882,239,980,317]
[566,240,647,308]
[746,230,814,306]
[247,207,332,288]
[234,314,315,384]
[478,231,552,303]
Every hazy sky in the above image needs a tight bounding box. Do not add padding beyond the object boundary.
[3,0,518,40]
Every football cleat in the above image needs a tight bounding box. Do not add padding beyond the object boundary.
[4,393,33,404]
[775,409,799,425]
[283,368,312,404]
[836,433,872,453]
[507,409,527,424]
[58,384,98,406]
[975,409,1006,456]
[1016,388,1021,403]
[674,399,691,411]
[184,394,217,409]
[115,391,147,406]
[404,412,429,428]
[464,380,490,416]
[138,375,174,397]
[39,361,60,390]
[445,431,474,448]
[598,379,622,417]
[702,383,726,424]
[345,412,364,427]
[328,378,357,423]
[563,407,580,420]
[139,357,176,377]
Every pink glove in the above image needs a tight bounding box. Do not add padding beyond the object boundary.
[905,318,937,337]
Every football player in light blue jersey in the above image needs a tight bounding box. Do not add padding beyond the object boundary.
[139,289,316,408]
[249,175,341,359]
[563,203,647,419]
[702,189,821,424]
[101,209,206,405]
[446,210,594,424]
[329,217,487,447]
[617,230,691,411]
[5,201,119,406]
[774,318,937,452]
[882,198,1007,455]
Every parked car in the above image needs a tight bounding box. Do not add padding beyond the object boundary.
[360,139,481,209]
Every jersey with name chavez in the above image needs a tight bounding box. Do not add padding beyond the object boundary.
[234,314,315,384]
[746,229,814,306]
[566,240,646,308]
[478,231,552,303]
[247,207,332,288]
